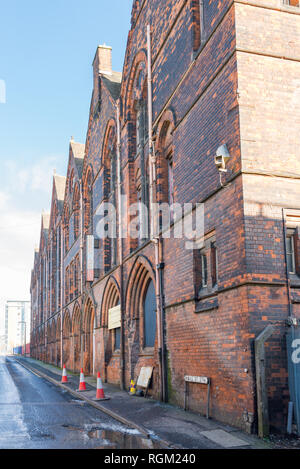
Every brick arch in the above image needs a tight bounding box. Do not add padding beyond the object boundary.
[123,49,148,122]
[56,315,61,367]
[125,255,156,319]
[82,165,94,235]
[125,255,156,380]
[72,302,81,371]
[82,296,95,374]
[155,110,176,205]
[72,302,81,335]
[83,296,95,333]
[101,276,120,327]
[63,310,71,338]
[102,119,117,167]
[62,309,71,368]
[156,108,176,146]
[101,120,118,270]
[72,182,80,239]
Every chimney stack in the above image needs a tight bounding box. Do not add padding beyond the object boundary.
[93,44,112,78]
[92,44,112,108]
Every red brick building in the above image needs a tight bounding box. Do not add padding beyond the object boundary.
[30,0,300,433]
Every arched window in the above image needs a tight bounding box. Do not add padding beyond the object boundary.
[102,279,120,353]
[143,279,156,348]
[136,97,148,157]
[109,151,117,267]
[83,169,93,235]
[64,206,70,254]
[73,184,80,240]
[103,125,118,270]
[65,266,69,304]
[129,67,149,246]
[157,117,175,228]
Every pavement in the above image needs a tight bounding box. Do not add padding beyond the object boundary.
[13,355,272,449]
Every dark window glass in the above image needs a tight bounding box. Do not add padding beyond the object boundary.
[143,280,156,348]
[115,327,121,351]
[201,254,208,288]
[211,242,218,287]
[286,232,296,274]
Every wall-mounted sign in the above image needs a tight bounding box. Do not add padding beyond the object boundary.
[86,235,94,282]
[108,305,121,330]
[184,375,209,385]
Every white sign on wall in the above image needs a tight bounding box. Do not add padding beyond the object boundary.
[184,375,209,385]
[86,235,94,282]
[108,305,121,330]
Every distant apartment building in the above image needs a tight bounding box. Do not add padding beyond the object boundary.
[5,300,30,353]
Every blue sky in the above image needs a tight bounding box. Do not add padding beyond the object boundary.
[0,1,132,334]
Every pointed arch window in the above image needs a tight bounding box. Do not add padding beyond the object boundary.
[143,279,156,348]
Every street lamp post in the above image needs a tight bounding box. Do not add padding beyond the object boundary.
[18,321,27,357]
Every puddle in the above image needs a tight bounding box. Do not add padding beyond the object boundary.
[62,422,165,449]
[88,429,164,449]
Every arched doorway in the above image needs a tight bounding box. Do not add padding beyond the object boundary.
[50,320,56,364]
[83,299,95,375]
[62,310,71,369]
[56,315,61,367]
[72,305,81,372]
[101,278,120,382]
[125,257,157,384]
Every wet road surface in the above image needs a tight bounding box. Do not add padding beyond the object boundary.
[0,355,162,449]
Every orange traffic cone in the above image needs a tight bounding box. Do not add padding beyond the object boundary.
[94,372,110,401]
[95,372,105,399]
[61,364,68,383]
[77,368,87,391]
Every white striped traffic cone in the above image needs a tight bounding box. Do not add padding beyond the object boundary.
[61,364,68,383]
[77,368,87,391]
[94,372,110,401]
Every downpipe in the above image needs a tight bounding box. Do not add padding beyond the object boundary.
[147,24,168,403]
[116,100,126,390]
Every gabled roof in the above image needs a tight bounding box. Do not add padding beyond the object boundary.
[53,174,66,213]
[42,213,50,231]
[54,174,66,201]
[70,141,85,177]
[102,71,122,101]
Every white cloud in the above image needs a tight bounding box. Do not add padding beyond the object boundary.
[4,155,62,196]
[0,202,41,333]
[0,155,65,335]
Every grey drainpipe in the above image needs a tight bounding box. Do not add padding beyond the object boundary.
[116,100,125,390]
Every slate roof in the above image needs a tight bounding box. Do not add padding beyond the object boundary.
[54,174,66,212]
[42,213,50,230]
[102,71,122,101]
[70,141,85,177]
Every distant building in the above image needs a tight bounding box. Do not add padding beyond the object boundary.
[5,300,30,354]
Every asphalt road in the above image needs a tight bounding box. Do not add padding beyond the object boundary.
[0,355,158,449]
